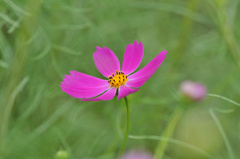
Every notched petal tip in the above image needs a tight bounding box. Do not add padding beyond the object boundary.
[122,40,144,75]
[162,50,168,55]
[133,40,142,45]
[93,46,120,78]
[69,70,76,75]
[133,40,138,45]
[96,46,101,50]
[127,49,167,88]
[102,46,108,49]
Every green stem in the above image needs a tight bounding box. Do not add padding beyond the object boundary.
[154,106,183,159]
[214,0,240,71]
[209,109,235,159]
[118,97,130,158]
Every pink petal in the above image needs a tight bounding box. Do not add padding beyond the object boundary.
[121,150,153,159]
[118,85,140,100]
[122,40,144,75]
[126,50,167,88]
[180,81,207,101]
[80,87,117,101]
[69,71,108,86]
[93,46,120,78]
[60,71,110,98]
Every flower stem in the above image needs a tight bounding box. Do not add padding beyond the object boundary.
[154,106,183,159]
[118,97,130,158]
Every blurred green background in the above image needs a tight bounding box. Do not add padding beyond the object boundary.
[0,0,240,158]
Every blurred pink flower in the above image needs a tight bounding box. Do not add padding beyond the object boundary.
[60,40,167,101]
[180,81,207,101]
[121,150,153,159]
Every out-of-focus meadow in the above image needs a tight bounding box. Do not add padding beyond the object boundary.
[0,0,240,158]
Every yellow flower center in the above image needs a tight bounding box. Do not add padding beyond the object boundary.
[108,70,128,89]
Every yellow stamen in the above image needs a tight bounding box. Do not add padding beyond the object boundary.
[107,70,128,88]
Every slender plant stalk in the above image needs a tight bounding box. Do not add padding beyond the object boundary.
[208,94,240,107]
[212,0,240,70]
[209,109,235,159]
[154,106,183,159]
[118,97,130,158]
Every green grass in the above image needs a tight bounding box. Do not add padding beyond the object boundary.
[0,0,240,158]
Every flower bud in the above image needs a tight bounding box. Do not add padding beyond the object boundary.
[180,81,207,102]
[121,150,153,159]
[55,150,68,159]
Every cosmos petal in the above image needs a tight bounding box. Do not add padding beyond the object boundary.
[93,46,120,78]
[68,71,108,86]
[127,50,167,88]
[122,40,144,75]
[80,87,117,101]
[60,71,109,98]
[118,85,140,100]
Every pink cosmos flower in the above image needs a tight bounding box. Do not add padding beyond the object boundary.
[60,41,167,101]
[180,81,207,101]
[121,150,153,159]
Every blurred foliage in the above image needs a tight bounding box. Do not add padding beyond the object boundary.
[0,0,240,158]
